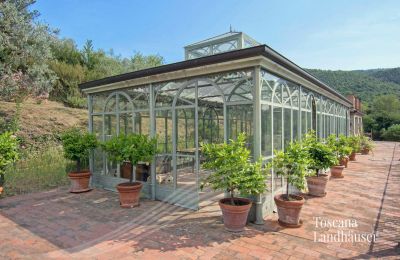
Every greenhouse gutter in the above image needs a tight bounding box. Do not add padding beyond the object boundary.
[79,45,352,106]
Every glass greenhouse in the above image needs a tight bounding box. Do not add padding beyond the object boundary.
[79,32,353,218]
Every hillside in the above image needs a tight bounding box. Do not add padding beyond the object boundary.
[306,68,400,103]
[0,100,87,150]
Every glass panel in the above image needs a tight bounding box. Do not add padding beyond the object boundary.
[261,104,272,157]
[198,106,223,144]
[118,94,132,111]
[155,82,182,108]
[155,155,173,187]
[134,111,150,135]
[273,107,282,151]
[213,40,238,54]
[127,86,149,110]
[92,92,109,112]
[119,113,133,135]
[104,114,117,138]
[176,109,196,152]
[105,95,116,112]
[156,110,172,154]
[293,109,299,141]
[227,104,253,151]
[284,108,292,149]
[176,83,196,106]
[176,155,196,189]
[301,111,307,136]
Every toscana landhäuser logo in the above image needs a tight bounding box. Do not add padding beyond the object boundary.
[313,217,377,243]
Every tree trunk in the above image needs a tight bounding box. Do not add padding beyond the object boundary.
[286,177,289,200]
[77,158,81,173]
[230,190,235,205]
[129,162,134,183]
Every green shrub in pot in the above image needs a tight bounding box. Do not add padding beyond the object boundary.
[201,133,267,232]
[61,128,98,193]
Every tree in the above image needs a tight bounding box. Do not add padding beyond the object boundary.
[0,0,57,101]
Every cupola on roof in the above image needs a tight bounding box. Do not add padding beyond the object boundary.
[184,31,260,60]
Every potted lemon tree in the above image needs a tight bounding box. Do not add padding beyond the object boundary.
[201,133,267,232]
[268,141,310,228]
[102,133,157,208]
[327,134,351,178]
[360,136,374,155]
[347,135,361,161]
[0,132,19,195]
[304,131,337,197]
[61,128,98,193]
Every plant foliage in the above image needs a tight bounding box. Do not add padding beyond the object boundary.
[102,134,157,183]
[327,134,352,160]
[381,124,400,141]
[0,132,19,185]
[201,133,267,205]
[303,131,337,176]
[61,128,97,172]
[268,141,310,200]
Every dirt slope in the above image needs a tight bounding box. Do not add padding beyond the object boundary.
[0,99,88,149]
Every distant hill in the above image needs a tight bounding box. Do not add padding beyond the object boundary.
[306,68,400,103]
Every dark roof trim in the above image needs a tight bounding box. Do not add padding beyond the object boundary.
[79,45,352,106]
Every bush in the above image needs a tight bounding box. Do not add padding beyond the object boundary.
[303,131,337,176]
[0,132,19,186]
[347,135,361,153]
[61,128,98,172]
[327,134,352,160]
[268,140,310,199]
[381,124,400,141]
[2,146,70,197]
[102,133,157,183]
[201,133,267,205]
[65,95,87,109]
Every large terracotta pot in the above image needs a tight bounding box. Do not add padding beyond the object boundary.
[330,165,345,178]
[339,156,349,168]
[219,197,252,232]
[274,194,305,228]
[306,174,328,197]
[68,171,92,193]
[116,182,143,208]
[349,152,356,161]
[361,148,370,155]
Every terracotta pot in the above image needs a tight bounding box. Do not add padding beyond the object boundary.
[349,152,356,161]
[339,157,349,168]
[0,186,3,195]
[361,148,370,155]
[116,182,143,208]
[330,165,345,178]
[306,174,328,197]
[219,197,252,232]
[274,194,305,228]
[68,171,92,193]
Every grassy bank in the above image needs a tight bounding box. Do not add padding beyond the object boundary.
[1,146,72,197]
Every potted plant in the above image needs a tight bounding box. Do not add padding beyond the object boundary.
[327,134,351,178]
[0,132,19,195]
[102,133,157,208]
[201,133,267,232]
[360,136,374,155]
[337,134,352,168]
[304,131,337,197]
[268,140,310,228]
[61,128,98,193]
[347,135,361,161]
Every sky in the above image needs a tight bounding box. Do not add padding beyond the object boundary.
[34,0,400,70]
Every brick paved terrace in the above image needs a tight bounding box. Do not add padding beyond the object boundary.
[0,141,399,259]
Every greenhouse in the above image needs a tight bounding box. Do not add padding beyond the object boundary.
[79,32,353,218]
